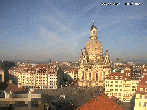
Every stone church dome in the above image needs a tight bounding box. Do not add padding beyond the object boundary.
[86,39,103,56]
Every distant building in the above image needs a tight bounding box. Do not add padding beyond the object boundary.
[132,68,142,80]
[114,57,123,65]
[141,65,147,77]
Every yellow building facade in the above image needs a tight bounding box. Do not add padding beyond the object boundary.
[105,72,140,102]
[134,76,147,110]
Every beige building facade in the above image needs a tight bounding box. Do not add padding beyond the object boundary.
[105,72,140,102]
[78,21,111,87]
[9,62,64,89]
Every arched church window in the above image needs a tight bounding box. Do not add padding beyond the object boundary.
[93,31,95,35]
[96,72,98,81]
[82,71,84,80]
[89,73,91,80]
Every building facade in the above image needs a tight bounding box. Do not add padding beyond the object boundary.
[78,21,111,87]
[105,68,140,102]
[134,76,147,110]
[9,62,64,89]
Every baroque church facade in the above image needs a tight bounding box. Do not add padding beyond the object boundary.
[78,21,111,87]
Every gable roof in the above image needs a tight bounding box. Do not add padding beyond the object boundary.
[77,93,124,110]
[1,81,27,94]
[136,76,147,94]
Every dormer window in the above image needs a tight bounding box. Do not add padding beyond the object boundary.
[140,88,143,91]
[146,88,147,92]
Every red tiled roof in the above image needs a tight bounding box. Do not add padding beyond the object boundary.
[136,76,147,94]
[5,82,27,94]
[77,93,124,110]
[36,64,48,69]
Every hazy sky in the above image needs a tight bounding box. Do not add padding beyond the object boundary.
[0,0,147,62]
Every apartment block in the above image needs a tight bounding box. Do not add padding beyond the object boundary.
[105,67,140,102]
[142,65,147,77]
[9,62,64,89]
[134,76,147,110]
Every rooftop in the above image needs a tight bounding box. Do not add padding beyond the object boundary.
[77,93,124,110]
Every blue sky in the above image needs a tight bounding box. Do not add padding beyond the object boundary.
[0,0,147,62]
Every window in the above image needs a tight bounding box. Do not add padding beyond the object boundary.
[82,71,84,80]
[96,72,98,81]
[145,96,147,99]
[115,81,118,83]
[120,89,122,91]
[115,85,118,87]
[89,73,91,80]
[146,88,147,92]
[143,102,147,107]
[93,31,95,35]
[111,81,113,83]
[110,89,113,91]
[119,85,122,87]
[140,95,142,99]
[139,102,141,107]
[115,89,118,91]
[140,88,143,91]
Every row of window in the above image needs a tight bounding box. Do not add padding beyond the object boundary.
[36,83,46,85]
[105,84,122,87]
[143,73,147,75]
[107,93,121,96]
[140,88,147,92]
[106,81,123,83]
[139,102,147,107]
[140,95,147,99]
[110,89,122,91]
